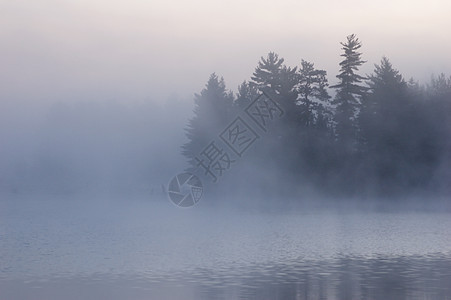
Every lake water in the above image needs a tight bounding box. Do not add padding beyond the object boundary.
[1,196,450,299]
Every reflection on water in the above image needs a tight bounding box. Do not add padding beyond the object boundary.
[2,254,451,300]
[1,197,450,299]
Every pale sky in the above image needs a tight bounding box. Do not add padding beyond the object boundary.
[1,0,450,104]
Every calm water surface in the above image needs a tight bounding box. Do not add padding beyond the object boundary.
[1,196,450,299]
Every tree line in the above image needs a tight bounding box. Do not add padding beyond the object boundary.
[183,34,451,199]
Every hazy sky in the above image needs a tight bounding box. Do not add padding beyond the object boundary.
[1,0,450,104]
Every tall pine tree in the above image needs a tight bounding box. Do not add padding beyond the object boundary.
[331,34,367,147]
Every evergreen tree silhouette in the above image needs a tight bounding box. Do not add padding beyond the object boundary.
[182,73,233,170]
[331,34,367,148]
[250,52,285,92]
[296,59,332,128]
[358,57,409,192]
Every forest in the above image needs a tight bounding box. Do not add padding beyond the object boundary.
[182,34,451,200]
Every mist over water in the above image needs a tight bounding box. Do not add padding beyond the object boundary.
[1,95,451,300]
[0,97,192,195]
[2,1,451,299]
[2,56,451,299]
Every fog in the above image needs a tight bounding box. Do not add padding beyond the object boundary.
[1,0,450,218]
[1,33,450,205]
[0,96,192,195]
[1,1,451,299]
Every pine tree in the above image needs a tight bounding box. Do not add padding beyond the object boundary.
[296,59,332,128]
[250,52,298,98]
[331,34,367,146]
[250,52,299,129]
[248,52,301,185]
[294,60,334,188]
[359,57,407,151]
[182,73,233,169]
[357,57,438,192]
[250,52,285,92]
